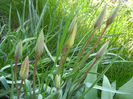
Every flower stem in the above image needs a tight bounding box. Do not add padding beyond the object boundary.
[14,57,18,91]
[71,59,98,96]
[55,89,59,99]
[57,46,69,75]
[73,30,95,71]
[79,24,108,69]
[17,79,24,99]
[33,55,39,99]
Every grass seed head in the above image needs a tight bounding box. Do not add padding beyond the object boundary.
[96,41,109,59]
[65,23,77,48]
[19,56,29,80]
[94,5,107,29]
[15,40,22,58]
[107,4,120,25]
[35,30,44,56]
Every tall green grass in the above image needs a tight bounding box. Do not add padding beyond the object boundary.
[0,0,133,98]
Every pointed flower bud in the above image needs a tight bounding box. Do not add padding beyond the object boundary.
[65,23,77,48]
[96,41,109,59]
[68,17,77,34]
[55,74,60,90]
[19,56,29,80]
[15,40,22,58]
[35,30,44,56]
[107,4,120,25]
[94,5,107,29]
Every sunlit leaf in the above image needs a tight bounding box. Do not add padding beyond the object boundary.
[101,75,113,99]
[115,77,133,99]
[84,59,98,99]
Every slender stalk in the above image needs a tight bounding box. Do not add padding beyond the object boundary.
[73,30,95,71]
[71,59,97,96]
[17,79,24,99]
[55,89,59,99]
[14,56,18,91]
[78,25,108,69]
[24,80,29,99]
[33,55,39,99]
[57,46,69,75]
[55,93,58,99]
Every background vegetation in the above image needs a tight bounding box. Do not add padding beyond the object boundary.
[0,0,133,98]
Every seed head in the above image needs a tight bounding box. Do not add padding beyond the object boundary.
[96,41,109,59]
[94,5,107,29]
[19,56,29,80]
[15,40,22,58]
[107,4,120,25]
[55,74,60,90]
[35,30,44,56]
[65,23,77,48]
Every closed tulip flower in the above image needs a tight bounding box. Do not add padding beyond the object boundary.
[35,30,44,56]
[19,56,29,80]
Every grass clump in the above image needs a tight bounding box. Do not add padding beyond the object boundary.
[0,0,133,99]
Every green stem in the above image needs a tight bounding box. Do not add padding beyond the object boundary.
[78,24,108,69]
[71,59,97,96]
[17,79,24,99]
[24,80,29,99]
[73,30,95,71]
[57,46,69,75]
[33,55,39,99]
[14,57,18,92]
[55,89,59,99]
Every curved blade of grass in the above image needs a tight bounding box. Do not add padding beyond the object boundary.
[44,42,55,62]
[0,76,10,90]
[85,82,128,94]
[36,1,48,33]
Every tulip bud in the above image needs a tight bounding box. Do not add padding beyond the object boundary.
[55,74,60,90]
[68,17,77,34]
[65,23,77,48]
[35,30,44,56]
[107,4,120,25]
[15,40,22,58]
[94,5,107,29]
[96,41,109,59]
[19,56,29,79]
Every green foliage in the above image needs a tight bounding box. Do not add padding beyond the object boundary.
[115,77,133,99]
[0,0,133,99]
